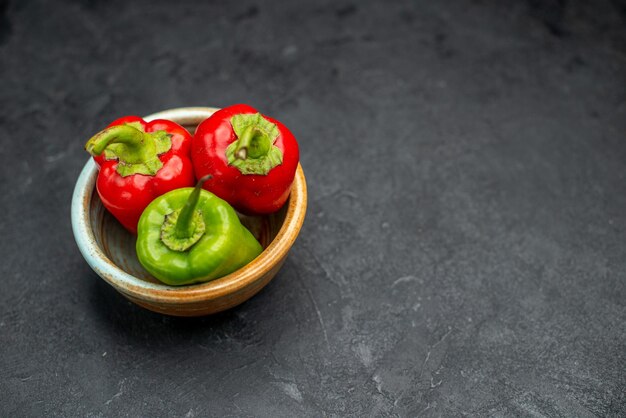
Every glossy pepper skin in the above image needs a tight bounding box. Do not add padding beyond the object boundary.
[85,116,195,234]
[191,104,299,215]
[136,177,262,286]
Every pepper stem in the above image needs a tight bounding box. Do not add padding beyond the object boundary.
[234,125,271,160]
[160,175,212,252]
[226,113,283,175]
[85,125,145,159]
[85,124,172,177]
[175,175,212,239]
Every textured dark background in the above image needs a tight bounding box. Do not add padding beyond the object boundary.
[1,0,625,416]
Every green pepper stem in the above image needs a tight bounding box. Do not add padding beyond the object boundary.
[85,125,145,158]
[226,113,282,175]
[175,175,212,238]
[84,124,173,177]
[234,125,271,160]
[234,126,254,160]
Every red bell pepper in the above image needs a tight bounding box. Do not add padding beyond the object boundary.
[191,104,299,214]
[85,116,195,234]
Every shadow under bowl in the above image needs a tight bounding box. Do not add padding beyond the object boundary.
[71,107,307,316]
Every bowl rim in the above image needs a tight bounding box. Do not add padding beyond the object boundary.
[71,107,307,304]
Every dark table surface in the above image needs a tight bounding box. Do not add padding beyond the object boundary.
[1,0,625,416]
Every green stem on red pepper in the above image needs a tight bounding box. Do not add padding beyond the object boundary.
[234,125,271,160]
[85,124,172,177]
[225,113,283,175]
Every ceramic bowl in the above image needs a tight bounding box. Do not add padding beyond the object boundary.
[71,107,307,316]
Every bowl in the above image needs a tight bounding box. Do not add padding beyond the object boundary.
[71,107,307,316]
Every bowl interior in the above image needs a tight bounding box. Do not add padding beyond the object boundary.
[88,111,289,287]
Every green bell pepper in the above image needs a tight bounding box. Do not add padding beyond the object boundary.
[136,175,263,285]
